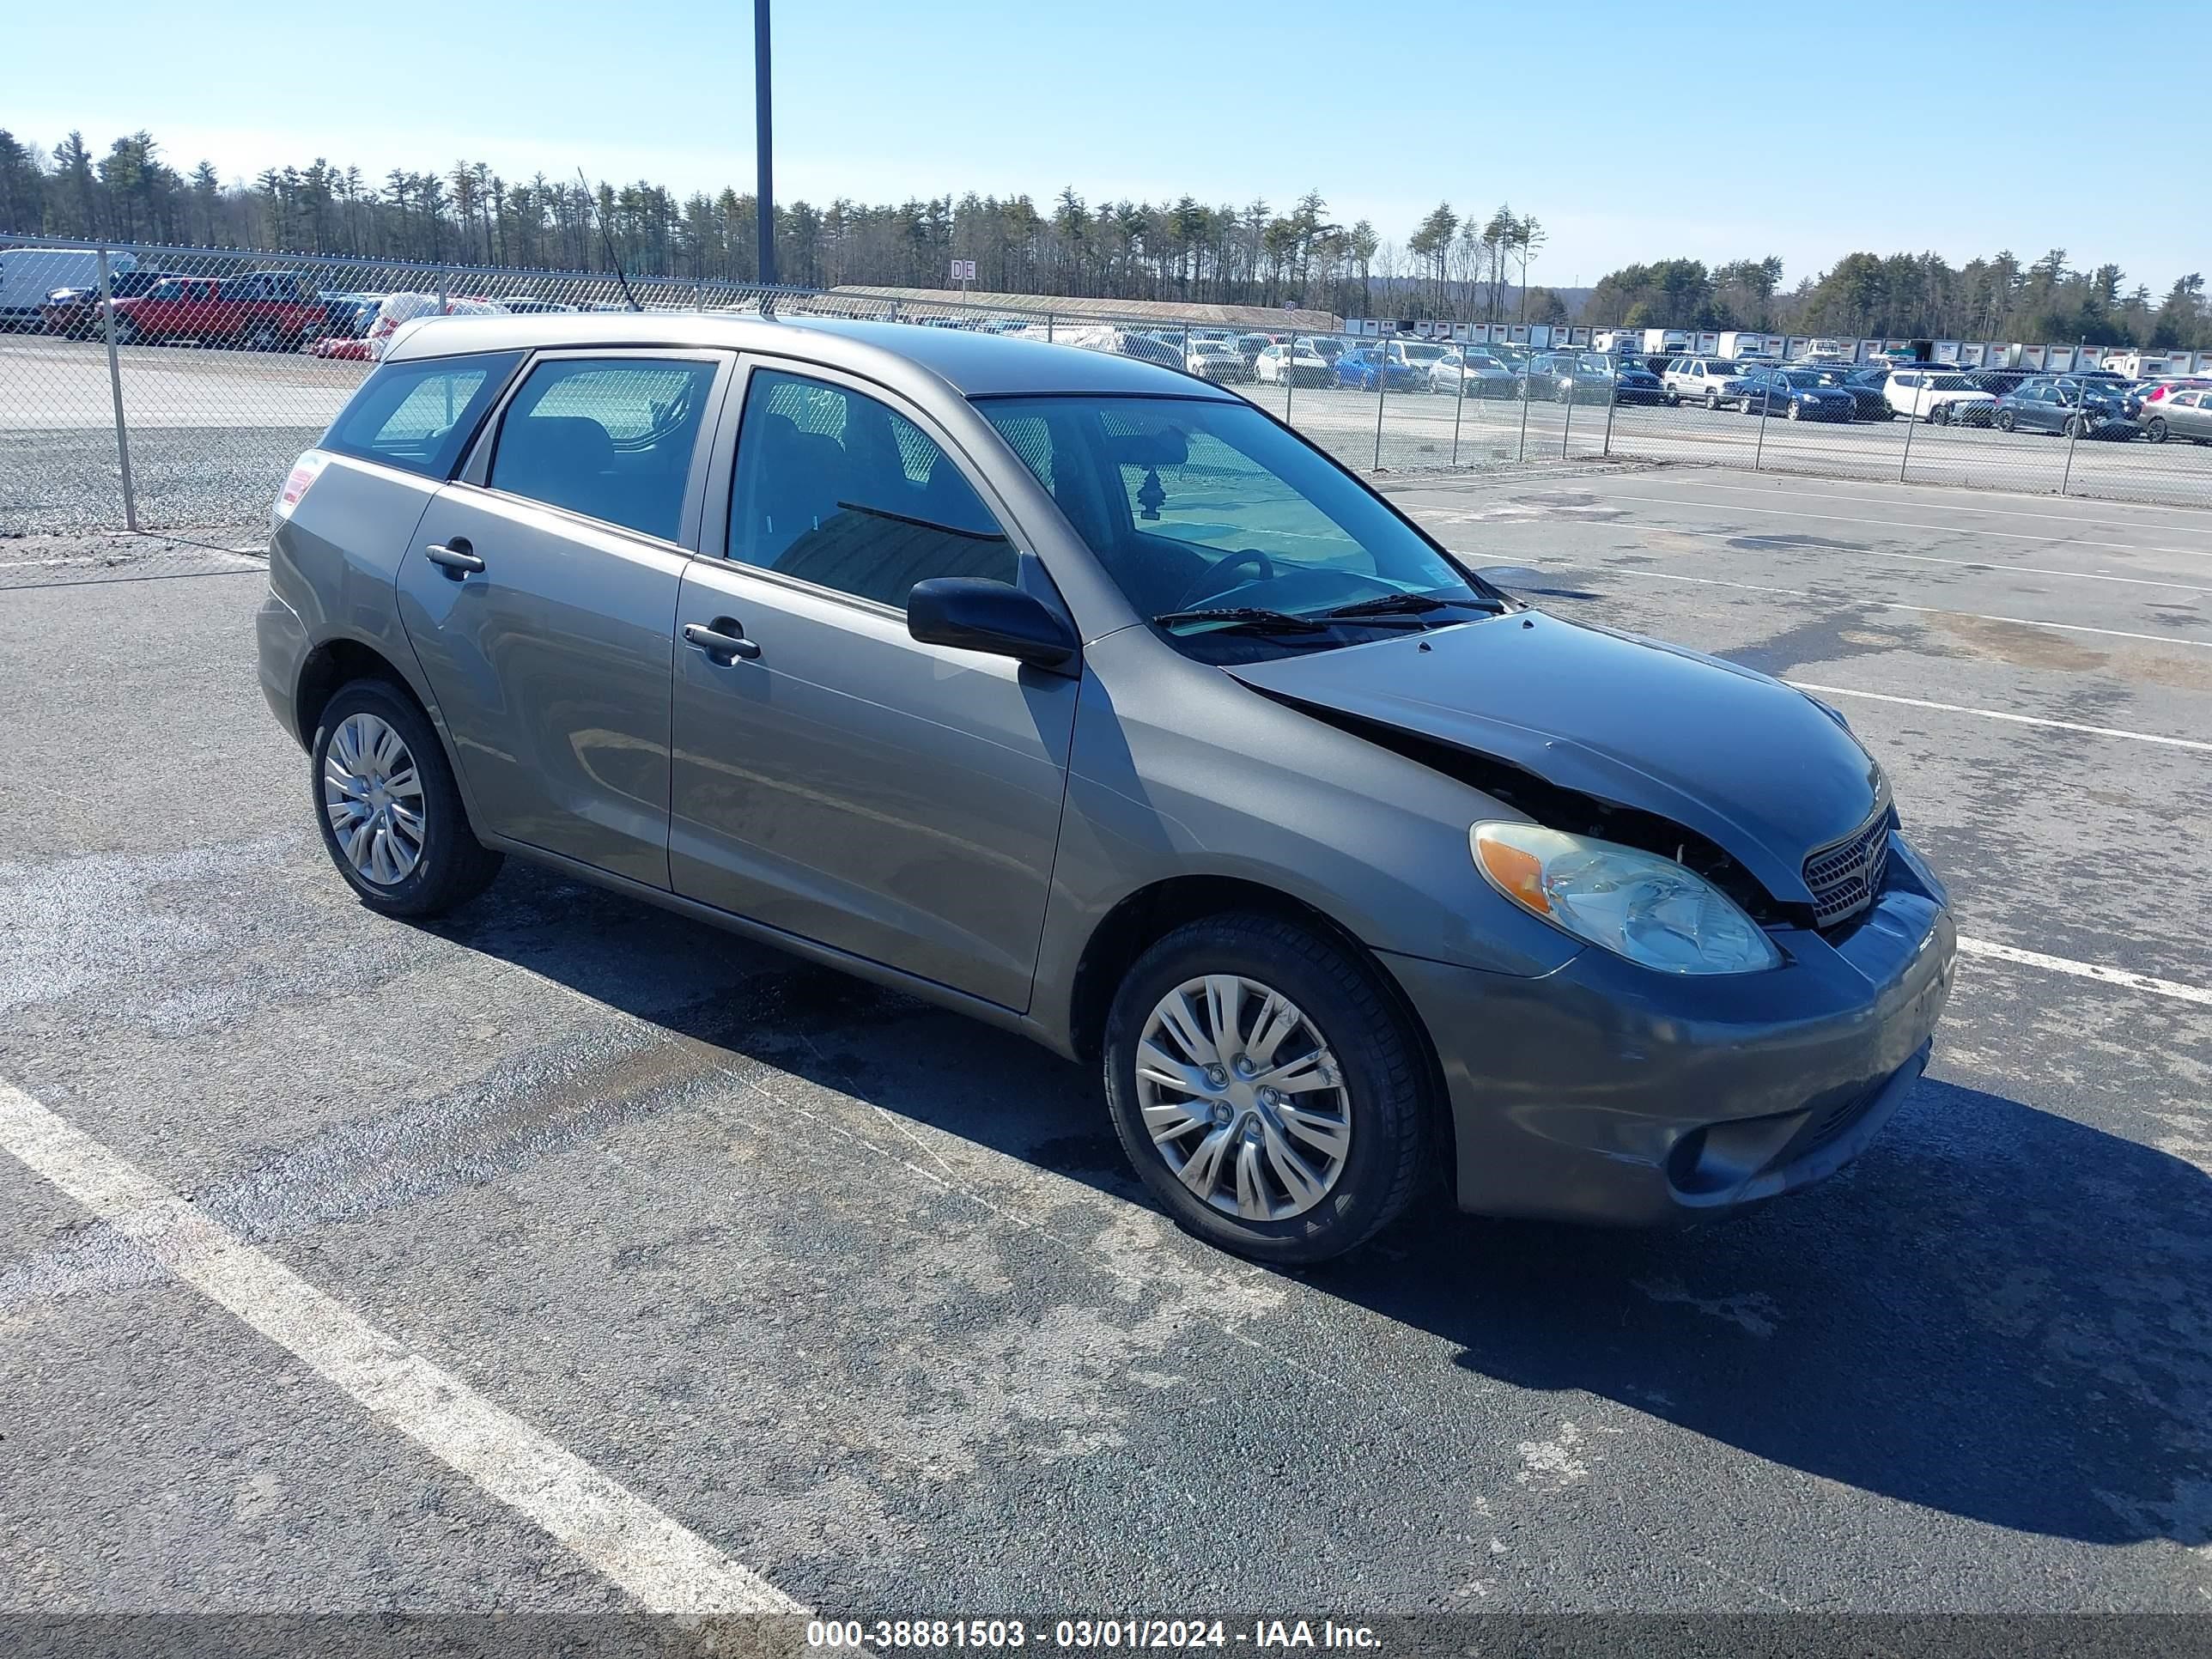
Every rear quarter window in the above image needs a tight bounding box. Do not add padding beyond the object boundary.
[322,350,524,479]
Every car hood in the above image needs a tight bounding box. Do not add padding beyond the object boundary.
[1225,612,1883,906]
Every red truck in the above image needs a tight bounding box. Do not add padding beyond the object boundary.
[107,270,324,351]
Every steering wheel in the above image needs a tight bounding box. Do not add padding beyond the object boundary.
[1175,547,1275,609]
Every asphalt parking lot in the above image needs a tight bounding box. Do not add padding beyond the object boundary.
[3,468,2210,1628]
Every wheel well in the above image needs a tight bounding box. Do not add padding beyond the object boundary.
[295,638,419,744]
[1066,876,1455,1181]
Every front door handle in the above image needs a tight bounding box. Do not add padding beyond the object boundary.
[425,538,484,577]
[683,619,762,663]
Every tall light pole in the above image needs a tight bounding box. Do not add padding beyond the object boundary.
[755,0,775,288]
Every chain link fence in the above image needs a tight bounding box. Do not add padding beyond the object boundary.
[7,233,2212,550]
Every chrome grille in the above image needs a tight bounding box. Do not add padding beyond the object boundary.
[1803,806,1893,927]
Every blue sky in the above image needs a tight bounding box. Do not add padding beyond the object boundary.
[8,0,2208,293]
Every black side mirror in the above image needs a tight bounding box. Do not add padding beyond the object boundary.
[908,579,1077,669]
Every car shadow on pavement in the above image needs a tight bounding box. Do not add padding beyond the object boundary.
[1309,1077,2212,1551]
[441,869,2210,1553]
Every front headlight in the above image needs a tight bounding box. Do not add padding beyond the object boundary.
[1471,821,1783,975]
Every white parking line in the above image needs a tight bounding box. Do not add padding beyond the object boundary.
[0,1080,805,1617]
[1602,477,2212,534]
[1615,567,2212,649]
[1956,939,2212,1009]
[1597,493,2212,560]
[1790,683,2212,753]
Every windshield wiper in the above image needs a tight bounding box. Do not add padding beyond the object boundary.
[1150,606,1331,635]
[1318,592,1506,621]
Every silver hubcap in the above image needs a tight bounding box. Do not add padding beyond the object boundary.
[1134,975,1351,1221]
[323,712,424,885]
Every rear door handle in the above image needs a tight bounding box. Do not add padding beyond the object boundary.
[684,620,762,663]
[425,539,484,576]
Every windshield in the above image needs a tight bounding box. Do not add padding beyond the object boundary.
[1781,370,1825,387]
[1576,356,1618,374]
[1400,343,1448,362]
[977,396,1492,655]
[1930,375,1971,392]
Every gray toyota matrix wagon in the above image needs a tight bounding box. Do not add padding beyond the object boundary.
[258,312,1955,1263]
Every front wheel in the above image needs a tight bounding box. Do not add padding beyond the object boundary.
[2062,415,2085,439]
[1102,914,1431,1265]
[1929,404,1950,426]
[311,678,503,918]
[1786,400,1802,421]
[111,314,138,346]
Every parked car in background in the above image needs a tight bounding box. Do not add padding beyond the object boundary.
[1662,357,1752,409]
[363,291,509,359]
[106,270,325,350]
[40,268,178,337]
[1,246,131,329]
[497,297,580,315]
[1185,338,1253,383]
[317,292,388,339]
[1793,365,1892,421]
[1522,351,1620,404]
[1881,368,1998,425]
[1991,377,2139,440]
[1253,338,1334,387]
[1610,360,1668,404]
[262,311,1954,1264]
[1334,343,1425,392]
[1429,348,1520,398]
[1235,333,1275,368]
[1303,335,1347,365]
[1741,365,1857,421]
[2140,387,2212,445]
[1395,341,1452,380]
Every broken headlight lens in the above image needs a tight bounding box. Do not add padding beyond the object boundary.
[1471,821,1783,975]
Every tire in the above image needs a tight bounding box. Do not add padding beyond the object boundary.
[111,314,137,346]
[1101,912,1431,1265]
[2063,415,2084,440]
[2146,417,2168,444]
[1995,408,2016,432]
[1786,400,1802,421]
[1705,390,1719,410]
[1929,404,1950,426]
[310,678,502,919]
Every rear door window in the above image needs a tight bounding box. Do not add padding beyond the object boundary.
[324,349,523,479]
[488,356,720,542]
[726,368,1016,609]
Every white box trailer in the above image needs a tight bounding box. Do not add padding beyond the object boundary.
[1641,328,1690,356]
[1717,331,1770,359]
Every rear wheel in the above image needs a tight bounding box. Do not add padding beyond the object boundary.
[1995,408,2016,432]
[1102,913,1431,1265]
[111,314,138,346]
[310,679,502,918]
[2145,416,2169,443]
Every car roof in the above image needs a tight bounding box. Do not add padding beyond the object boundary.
[381,310,1241,401]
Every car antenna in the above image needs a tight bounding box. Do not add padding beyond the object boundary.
[578,168,644,313]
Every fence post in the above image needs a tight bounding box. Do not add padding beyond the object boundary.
[1601,368,1619,458]
[1283,331,1295,425]
[435,268,448,313]
[1559,370,1576,459]
[1897,383,1917,483]
[1373,335,1389,471]
[1449,340,1467,467]
[1754,373,1771,471]
[2059,383,2082,497]
[1516,354,1532,462]
[95,245,140,533]
[1045,312,1054,343]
